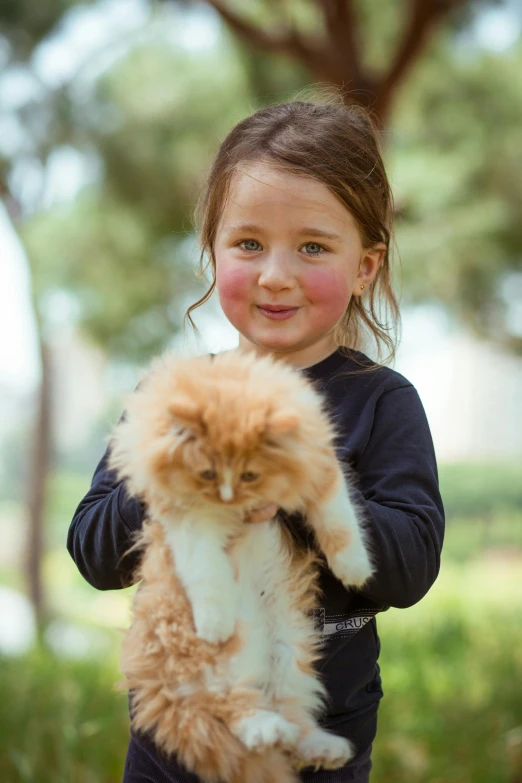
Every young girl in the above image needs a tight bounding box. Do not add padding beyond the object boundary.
[68,98,445,783]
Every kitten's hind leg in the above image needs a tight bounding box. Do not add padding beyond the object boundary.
[306,466,374,589]
[271,660,353,770]
[293,728,354,771]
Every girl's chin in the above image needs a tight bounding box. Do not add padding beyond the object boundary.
[242,329,312,353]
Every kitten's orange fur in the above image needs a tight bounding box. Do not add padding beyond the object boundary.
[109,349,374,781]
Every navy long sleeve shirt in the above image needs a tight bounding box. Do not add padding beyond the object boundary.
[67,347,445,765]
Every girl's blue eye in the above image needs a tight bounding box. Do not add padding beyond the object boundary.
[240,239,261,252]
[303,242,325,255]
[238,239,326,255]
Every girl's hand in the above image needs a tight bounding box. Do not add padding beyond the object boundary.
[245,503,278,524]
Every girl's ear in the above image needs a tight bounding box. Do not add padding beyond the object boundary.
[267,409,300,434]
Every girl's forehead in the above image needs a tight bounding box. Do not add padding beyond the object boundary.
[219,161,357,234]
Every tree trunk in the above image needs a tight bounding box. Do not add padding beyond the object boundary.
[2,177,54,642]
[25,333,52,638]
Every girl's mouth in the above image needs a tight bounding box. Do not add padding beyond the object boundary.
[256,305,300,320]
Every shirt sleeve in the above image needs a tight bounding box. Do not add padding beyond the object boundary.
[66,438,146,591]
[350,384,445,609]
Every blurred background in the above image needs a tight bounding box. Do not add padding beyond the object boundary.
[1,0,521,781]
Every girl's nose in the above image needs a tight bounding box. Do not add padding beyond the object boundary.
[258,253,296,292]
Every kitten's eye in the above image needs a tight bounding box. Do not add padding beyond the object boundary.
[199,470,217,481]
[240,471,259,482]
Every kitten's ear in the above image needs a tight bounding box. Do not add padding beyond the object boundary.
[168,398,201,426]
[267,409,300,434]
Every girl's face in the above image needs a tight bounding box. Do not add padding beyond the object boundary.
[214,162,385,369]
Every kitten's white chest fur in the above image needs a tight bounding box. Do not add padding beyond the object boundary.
[204,521,320,708]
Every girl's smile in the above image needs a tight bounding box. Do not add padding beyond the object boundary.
[257,306,300,320]
[214,162,385,369]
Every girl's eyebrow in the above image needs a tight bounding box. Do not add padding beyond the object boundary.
[223,222,342,242]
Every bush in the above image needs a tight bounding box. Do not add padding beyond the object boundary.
[0,647,129,783]
[375,602,522,782]
[438,462,522,519]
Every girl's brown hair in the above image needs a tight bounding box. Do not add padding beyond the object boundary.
[186,91,401,369]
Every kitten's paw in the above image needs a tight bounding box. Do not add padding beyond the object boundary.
[296,729,354,770]
[233,710,300,751]
[329,544,373,588]
[192,602,236,645]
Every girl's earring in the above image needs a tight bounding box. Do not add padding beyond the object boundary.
[360,285,365,290]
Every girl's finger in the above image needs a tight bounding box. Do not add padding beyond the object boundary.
[245,503,278,524]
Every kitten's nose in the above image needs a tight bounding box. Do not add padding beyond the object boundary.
[220,484,234,502]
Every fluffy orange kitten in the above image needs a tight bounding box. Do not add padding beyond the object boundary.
[108,349,374,783]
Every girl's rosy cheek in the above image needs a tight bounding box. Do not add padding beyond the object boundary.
[216,263,253,310]
[304,268,350,317]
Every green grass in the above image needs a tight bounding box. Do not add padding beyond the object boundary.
[374,557,522,782]
[438,462,522,519]
[0,647,129,783]
[441,512,522,562]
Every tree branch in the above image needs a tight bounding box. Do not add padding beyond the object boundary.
[203,0,310,58]
[200,0,467,122]
[379,0,468,98]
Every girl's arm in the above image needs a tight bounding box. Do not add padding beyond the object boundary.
[349,384,445,609]
[67,436,146,591]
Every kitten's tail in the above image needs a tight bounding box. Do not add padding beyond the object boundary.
[169,707,246,782]
[144,690,297,783]
[232,749,300,783]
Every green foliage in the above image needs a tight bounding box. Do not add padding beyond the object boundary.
[439,461,522,518]
[443,512,522,562]
[45,471,92,546]
[21,190,198,361]
[90,36,252,233]
[0,646,129,783]
[17,18,257,360]
[0,0,87,59]
[376,598,522,782]
[390,37,522,351]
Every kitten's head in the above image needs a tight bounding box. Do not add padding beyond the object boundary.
[109,350,336,516]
